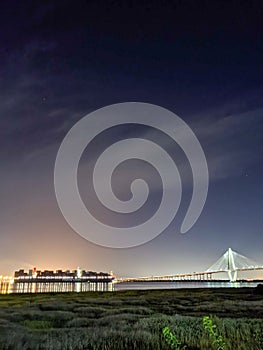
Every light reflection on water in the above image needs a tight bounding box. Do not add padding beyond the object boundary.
[0,281,260,294]
[0,281,113,294]
[114,281,260,290]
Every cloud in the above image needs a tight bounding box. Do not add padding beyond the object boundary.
[189,106,263,181]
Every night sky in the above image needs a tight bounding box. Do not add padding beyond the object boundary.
[1,0,263,278]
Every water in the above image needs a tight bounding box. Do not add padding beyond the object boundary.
[0,281,113,294]
[0,280,260,294]
[114,281,260,290]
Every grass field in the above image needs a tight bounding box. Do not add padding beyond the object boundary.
[0,286,262,349]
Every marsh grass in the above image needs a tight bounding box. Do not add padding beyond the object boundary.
[23,319,53,329]
[0,288,262,349]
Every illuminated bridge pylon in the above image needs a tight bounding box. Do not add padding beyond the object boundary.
[206,248,258,282]
[117,247,263,283]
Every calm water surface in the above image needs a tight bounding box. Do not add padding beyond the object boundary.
[114,281,259,290]
[0,281,260,294]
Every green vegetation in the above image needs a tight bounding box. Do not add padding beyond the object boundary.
[0,287,262,349]
[162,316,226,350]
[23,319,53,329]
[163,326,186,349]
[202,316,225,350]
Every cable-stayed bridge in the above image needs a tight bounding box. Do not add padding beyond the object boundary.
[119,248,263,283]
[206,248,263,282]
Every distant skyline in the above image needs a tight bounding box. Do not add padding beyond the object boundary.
[0,1,263,278]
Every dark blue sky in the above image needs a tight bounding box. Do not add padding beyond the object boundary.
[0,1,263,277]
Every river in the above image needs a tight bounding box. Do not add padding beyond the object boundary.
[0,280,261,294]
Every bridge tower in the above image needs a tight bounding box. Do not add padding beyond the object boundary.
[227,248,237,282]
[206,247,257,282]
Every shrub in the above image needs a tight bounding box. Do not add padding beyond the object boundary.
[202,316,225,350]
[254,284,263,295]
[163,326,186,349]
